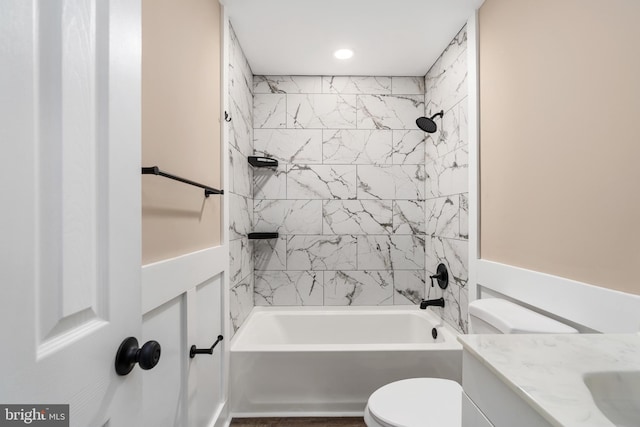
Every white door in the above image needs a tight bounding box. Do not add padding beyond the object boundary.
[0,1,143,426]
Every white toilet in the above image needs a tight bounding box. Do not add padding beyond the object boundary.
[364,298,578,427]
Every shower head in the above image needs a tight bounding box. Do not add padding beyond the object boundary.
[416,110,444,133]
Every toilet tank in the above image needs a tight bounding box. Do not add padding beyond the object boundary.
[468,298,579,334]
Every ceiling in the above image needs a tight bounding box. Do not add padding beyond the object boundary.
[222,0,484,76]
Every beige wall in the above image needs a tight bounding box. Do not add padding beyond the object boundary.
[479,0,640,294]
[142,0,221,264]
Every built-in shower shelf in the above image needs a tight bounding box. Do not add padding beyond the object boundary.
[248,156,278,168]
[248,232,279,240]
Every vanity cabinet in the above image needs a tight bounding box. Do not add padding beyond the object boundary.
[461,351,553,427]
[462,391,494,427]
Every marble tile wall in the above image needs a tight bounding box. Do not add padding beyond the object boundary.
[253,75,428,307]
[228,25,254,336]
[424,25,469,334]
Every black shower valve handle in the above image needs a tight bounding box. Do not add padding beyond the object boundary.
[430,271,444,280]
[429,270,443,287]
[429,263,449,290]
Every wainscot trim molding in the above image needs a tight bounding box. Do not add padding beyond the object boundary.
[142,245,228,314]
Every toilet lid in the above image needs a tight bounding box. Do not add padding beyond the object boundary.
[367,378,461,427]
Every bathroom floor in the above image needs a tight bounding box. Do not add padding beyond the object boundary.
[230,417,366,427]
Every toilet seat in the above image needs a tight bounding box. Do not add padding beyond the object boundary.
[365,378,461,427]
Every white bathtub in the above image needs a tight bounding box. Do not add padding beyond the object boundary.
[230,306,462,416]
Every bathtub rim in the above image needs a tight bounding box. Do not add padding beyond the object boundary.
[230,305,462,353]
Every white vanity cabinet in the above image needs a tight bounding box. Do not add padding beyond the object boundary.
[462,391,494,427]
[459,333,640,427]
[461,351,553,427]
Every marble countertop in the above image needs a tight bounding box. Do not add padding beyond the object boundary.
[458,333,640,427]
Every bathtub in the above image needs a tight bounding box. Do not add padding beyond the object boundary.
[229,306,462,416]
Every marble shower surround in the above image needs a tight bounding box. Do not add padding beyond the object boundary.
[424,26,469,334]
[228,25,254,335]
[253,76,428,307]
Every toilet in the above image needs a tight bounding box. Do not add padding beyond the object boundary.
[364,298,578,427]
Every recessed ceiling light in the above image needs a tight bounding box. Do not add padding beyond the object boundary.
[334,48,354,60]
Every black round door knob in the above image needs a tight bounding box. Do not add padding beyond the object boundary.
[115,337,161,376]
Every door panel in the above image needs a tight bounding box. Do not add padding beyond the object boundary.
[37,0,109,350]
[0,0,142,426]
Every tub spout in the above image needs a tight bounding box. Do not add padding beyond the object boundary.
[420,297,445,309]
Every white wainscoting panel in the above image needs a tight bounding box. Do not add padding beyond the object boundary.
[142,245,228,313]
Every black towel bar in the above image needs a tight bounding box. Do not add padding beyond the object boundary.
[142,166,223,197]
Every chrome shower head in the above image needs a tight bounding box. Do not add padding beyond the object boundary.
[416,110,444,133]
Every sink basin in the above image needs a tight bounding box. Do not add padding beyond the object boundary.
[583,371,640,426]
